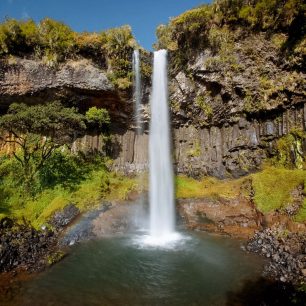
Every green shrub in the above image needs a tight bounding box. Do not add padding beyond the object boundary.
[0,19,25,55]
[75,32,104,56]
[273,129,305,169]
[154,0,305,67]
[39,18,75,61]
[0,18,139,80]
[195,95,213,119]
[0,152,138,228]
[85,107,110,128]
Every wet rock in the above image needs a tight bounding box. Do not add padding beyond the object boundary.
[60,202,113,246]
[50,204,80,230]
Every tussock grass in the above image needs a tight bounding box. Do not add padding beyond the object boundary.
[176,166,306,222]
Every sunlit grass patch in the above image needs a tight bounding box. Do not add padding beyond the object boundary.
[176,175,244,199]
[251,167,306,214]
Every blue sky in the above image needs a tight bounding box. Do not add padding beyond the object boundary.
[0,0,210,50]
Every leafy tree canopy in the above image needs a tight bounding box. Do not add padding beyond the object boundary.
[85,106,110,128]
[0,102,86,192]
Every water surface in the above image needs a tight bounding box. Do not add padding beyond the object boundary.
[5,231,264,306]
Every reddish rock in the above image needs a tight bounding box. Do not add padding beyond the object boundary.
[178,196,263,238]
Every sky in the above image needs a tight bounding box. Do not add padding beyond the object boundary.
[0,0,210,50]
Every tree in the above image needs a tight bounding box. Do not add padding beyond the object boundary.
[0,102,86,192]
[85,106,110,129]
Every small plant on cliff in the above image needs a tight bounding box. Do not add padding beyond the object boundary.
[187,140,201,158]
[273,129,305,169]
[102,25,138,89]
[195,95,213,119]
[85,107,110,129]
[0,102,85,193]
[39,18,75,64]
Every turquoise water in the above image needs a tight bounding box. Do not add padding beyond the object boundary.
[7,232,264,306]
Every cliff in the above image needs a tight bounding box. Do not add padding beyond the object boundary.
[0,1,305,178]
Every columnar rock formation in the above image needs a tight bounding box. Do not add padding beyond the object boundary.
[0,40,305,178]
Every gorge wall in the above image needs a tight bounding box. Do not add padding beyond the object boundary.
[0,31,305,178]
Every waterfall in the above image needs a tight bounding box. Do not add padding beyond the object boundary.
[133,50,142,133]
[148,50,176,242]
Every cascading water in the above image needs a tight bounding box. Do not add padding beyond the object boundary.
[148,49,177,244]
[133,50,142,133]
[132,49,146,228]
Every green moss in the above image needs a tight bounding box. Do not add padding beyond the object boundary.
[195,95,213,118]
[176,166,306,223]
[176,175,243,199]
[273,129,306,169]
[187,140,201,158]
[295,199,306,222]
[251,167,306,214]
[47,251,66,266]
[271,33,287,49]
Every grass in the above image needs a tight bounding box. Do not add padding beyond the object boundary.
[295,201,306,223]
[176,166,306,223]
[175,175,243,199]
[1,159,306,227]
[1,168,137,229]
[251,167,306,214]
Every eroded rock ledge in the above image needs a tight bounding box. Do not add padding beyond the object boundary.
[0,57,133,124]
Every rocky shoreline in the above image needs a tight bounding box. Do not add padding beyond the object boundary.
[246,227,306,285]
[178,196,306,287]
[0,217,59,274]
[0,204,81,275]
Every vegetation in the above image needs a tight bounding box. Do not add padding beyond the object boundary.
[176,175,243,199]
[252,166,305,214]
[103,25,138,89]
[273,129,305,169]
[0,102,85,193]
[176,165,306,222]
[85,106,110,129]
[195,95,213,119]
[155,0,305,72]
[0,18,138,86]
[187,140,201,158]
[0,151,137,228]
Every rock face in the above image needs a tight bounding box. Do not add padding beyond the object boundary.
[168,33,305,127]
[0,30,305,178]
[84,103,304,177]
[0,58,113,97]
[178,197,262,238]
[50,204,80,231]
[68,33,306,177]
[0,57,133,124]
